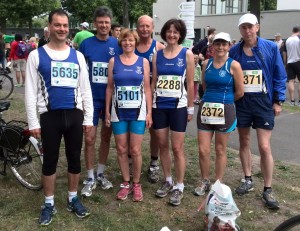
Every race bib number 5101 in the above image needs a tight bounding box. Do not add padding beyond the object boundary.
[51,61,79,88]
[117,86,141,108]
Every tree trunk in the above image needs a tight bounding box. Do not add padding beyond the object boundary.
[123,0,129,28]
[0,17,7,34]
[249,0,260,36]
[28,19,33,37]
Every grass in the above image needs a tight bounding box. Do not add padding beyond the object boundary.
[0,92,300,231]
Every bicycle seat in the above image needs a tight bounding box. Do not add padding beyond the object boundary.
[0,101,10,112]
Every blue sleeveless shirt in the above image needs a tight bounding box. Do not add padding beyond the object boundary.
[111,56,147,121]
[203,57,235,104]
[38,47,80,110]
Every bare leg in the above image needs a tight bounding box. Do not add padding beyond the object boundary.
[288,79,295,102]
[214,132,230,181]
[238,127,252,176]
[171,131,185,184]
[155,128,171,179]
[198,130,213,180]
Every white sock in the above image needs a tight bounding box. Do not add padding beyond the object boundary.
[87,169,94,180]
[68,191,77,203]
[166,176,173,185]
[45,195,54,206]
[97,164,105,176]
[176,183,184,192]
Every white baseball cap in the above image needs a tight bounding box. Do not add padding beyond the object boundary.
[80,22,89,29]
[213,32,231,42]
[238,13,258,27]
[44,27,49,32]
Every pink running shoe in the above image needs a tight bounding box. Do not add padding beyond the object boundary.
[116,182,132,200]
[132,183,143,202]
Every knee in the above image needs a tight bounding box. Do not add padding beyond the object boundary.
[85,135,96,146]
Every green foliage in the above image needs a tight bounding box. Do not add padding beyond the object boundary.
[248,0,277,11]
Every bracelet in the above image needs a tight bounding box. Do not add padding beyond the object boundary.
[187,107,194,115]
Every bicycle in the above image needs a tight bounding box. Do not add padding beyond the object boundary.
[274,215,300,231]
[0,101,43,190]
[0,67,14,100]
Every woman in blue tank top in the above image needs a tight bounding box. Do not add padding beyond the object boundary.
[194,32,244,196]
[151,19,195,206]
[105,29,152,202]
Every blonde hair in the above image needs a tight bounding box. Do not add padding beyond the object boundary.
[29,37,36,43]
[118,28,139,46]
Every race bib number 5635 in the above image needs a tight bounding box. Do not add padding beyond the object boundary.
[51,61,79,88]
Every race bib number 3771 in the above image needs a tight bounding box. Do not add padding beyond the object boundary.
[243,70,262,93]
[51,61,79,88]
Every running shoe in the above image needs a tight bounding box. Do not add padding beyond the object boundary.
[96,174,113,190]
[67,196,90,218]
[132,183,143,202]
[147,165,160,183]
[117,182,132,200]
[39,203,57,226]
[235,179,254,195]
[194,179,211,196]
[169,189,183,206]
[155,181,173,198]
[81,178,96,197]
[262,188,280,210]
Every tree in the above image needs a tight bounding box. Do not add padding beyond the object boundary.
[62,0,157,28]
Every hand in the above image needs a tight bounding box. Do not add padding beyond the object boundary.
[83,125,92,133]
[29,128,41,139]
[187,114,193,122]
[273,103,282,116]
[105,113,111,127]
[146,114,153,128]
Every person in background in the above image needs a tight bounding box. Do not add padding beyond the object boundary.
[25,8,93,226]
[73,22,94,50]
[79,6,122,197]
[193,54,201,104]
[105,29,152,202]
[229,13,286,210]
[152,18,194,206]
[110,23,121,39]
[38,27,50,48]
[8,34,26,87]
[274,33,283,49]
[0,33,6,70]
[135,15,165,183]
[283,26,300,106]
[194,32,244,196]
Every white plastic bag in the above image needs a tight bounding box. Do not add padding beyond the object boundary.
[204,180,241,230]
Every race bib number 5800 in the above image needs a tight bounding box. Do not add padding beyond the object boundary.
[51,61,79,88]
[92,62,108,84]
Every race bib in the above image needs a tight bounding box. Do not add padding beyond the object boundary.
[117,86,141,108]
[51,61,79,88]
[156,75,182,98]
[92,62,108,84]
[243,70,262,93]
[201,102,225,125]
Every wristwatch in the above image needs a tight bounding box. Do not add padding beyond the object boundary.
[274,100,283,106]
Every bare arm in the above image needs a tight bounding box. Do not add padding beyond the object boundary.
[186,49,195,121]
[230,60,244,101]
[201,60,208,92]
[151,52,158,95]
[143,58,153,128]
[105,57,115,127]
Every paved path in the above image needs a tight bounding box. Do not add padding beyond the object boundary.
[186,105,300,164]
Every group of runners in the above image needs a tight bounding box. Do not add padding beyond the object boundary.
[24,6,286,227]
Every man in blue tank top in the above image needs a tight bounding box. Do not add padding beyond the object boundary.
[229,13,286,210]
[135,15,165,183]
[79,6,122,197]
[25,9,93,226]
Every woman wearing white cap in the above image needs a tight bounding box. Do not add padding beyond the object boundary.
[194,32,244,196]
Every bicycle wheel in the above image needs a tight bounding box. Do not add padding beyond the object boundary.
[4,136,43,190]
[0,73,14,100]
[274,215,300,231]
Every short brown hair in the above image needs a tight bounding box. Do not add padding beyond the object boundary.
[160,18,186,45]
[118,28,139,46]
